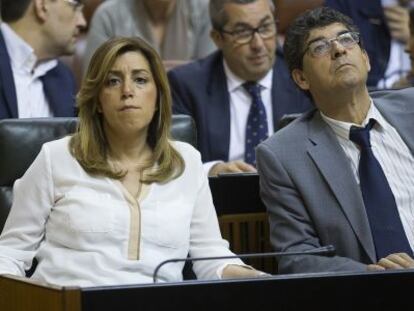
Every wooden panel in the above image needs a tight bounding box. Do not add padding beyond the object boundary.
[0,275,81,311]
[219,213,277,274]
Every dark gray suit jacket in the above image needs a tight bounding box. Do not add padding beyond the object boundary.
[257,87,414,274]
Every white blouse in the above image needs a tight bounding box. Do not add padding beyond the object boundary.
[0,137,242,287]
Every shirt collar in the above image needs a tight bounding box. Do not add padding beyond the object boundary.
[1,23,57,76]
[223,59,273,93]
[321,99,387,140]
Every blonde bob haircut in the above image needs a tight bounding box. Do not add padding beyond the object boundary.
[70,37,184,183]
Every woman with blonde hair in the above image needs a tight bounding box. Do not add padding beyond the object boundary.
[0,37,261,287]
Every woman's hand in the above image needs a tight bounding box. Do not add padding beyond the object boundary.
[221,264,270,279]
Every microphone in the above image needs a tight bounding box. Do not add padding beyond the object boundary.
[152,245,335,283]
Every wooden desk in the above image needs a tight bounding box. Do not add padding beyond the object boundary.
[2,269,414,310]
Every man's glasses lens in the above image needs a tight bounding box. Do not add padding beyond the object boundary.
[222,23,276,44]
[64,0,84,11]
[308,32,360,57]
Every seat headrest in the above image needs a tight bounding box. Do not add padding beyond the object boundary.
[0,118,78,187]
[0,115,196,187]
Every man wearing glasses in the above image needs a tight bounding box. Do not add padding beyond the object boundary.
[257,7,414,273]
[325,0,412,89]
[168,0,311,176]
[0,0,86,119]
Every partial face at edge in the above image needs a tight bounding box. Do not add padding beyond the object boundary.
[42,0,87,56]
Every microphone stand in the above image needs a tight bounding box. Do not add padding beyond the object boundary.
[152,245,335,283]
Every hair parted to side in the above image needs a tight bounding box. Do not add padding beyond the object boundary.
[70,36,185,184]
[209,0,275,30]
[0,0,32,22]
[283,6,362,73]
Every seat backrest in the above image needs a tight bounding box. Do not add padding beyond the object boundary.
[0,115,196,231]
[209,174,277,274]
[218,213,277,274]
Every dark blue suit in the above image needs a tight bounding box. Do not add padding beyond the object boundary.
[0,30,77,119]
[168,50,312,163]
[325,0,390,87]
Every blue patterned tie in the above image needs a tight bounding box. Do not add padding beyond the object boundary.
[349,119,412,260]
[243,82,269,166]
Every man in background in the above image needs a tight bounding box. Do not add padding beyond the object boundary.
[168,0,311,176]
[325,0,412,89]
[0,0,86,119]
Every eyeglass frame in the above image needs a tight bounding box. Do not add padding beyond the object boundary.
[302,31,361,58]
[219,21,277,45]
[62,0,84,12]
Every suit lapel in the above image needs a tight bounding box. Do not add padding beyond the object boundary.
[41,63,76,117]
[271,60,280,126]
[270,50,312,130]
[271,51,293,126]
[206,53,231,161]
[0,31,18,118]
[41,69,64,117]
[307,113,376,262]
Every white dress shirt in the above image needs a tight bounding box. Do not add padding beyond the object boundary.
[321,102,414,252]
[0,137,243,287]
[203,61,274,173]
[1,23,57,118]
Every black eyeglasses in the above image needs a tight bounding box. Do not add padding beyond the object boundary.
[303,32,360,57]
[220,22,276,44]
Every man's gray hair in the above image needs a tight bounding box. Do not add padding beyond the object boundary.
[209,0,275,30]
